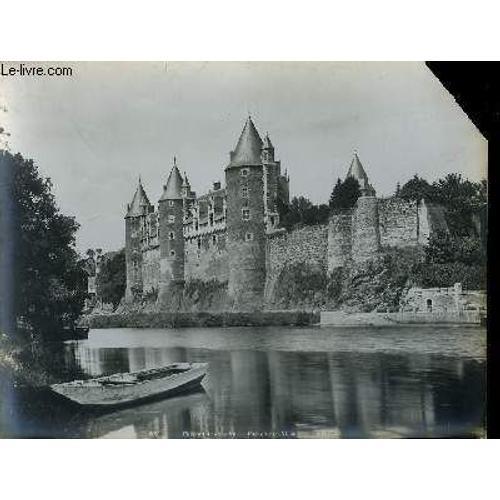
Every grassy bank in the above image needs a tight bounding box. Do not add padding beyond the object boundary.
[89,310,320,329]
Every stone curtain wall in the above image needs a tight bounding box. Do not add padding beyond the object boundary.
[328,211,353,271]
[265,225,328,304]
[184,232,229,282]
[378,198,419,248]
[421,201,449,239]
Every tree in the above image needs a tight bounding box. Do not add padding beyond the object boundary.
[1,151,87,338]
[96,249,126,307]
[432,173,487,236]
[279,196,329,230]
[425,231,484,266]
[397,174,436,202]
[329,177,361,212]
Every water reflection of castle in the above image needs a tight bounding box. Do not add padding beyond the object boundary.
[70,343,484,438]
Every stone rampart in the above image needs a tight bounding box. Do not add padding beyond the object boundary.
[378,198,418,248]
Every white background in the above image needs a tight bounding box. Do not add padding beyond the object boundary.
[0,1,496,499]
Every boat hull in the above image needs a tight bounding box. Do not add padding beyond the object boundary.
[50,363,208,409]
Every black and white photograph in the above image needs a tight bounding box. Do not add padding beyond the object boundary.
[0,61,488,439]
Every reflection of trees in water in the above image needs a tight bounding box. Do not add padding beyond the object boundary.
[429,356,485,432]
[59,342,486,439]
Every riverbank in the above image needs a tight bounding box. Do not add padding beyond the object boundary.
[320,310,485,327]
[88,310,320,329]
[87,308,486,330]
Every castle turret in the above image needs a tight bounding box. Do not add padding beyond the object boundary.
[225,117,266,309]
[348,154,380,261]
[261,133,275,163]
[124,178,153,301]
[158,158,185,306]
[347,152,376,197]
[182,171,191,198]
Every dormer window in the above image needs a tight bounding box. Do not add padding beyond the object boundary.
[168,200,174,207]
[245,232,254,241]
[168,215,175,223]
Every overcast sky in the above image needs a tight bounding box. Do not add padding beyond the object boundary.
[1,62,487,253]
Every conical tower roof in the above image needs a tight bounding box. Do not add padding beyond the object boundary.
[160,158,184,201]
[126,178,152,217]
[347,152,372,192]
[227,117,263,168]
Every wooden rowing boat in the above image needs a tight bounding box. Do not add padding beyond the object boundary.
[50,362,208,409]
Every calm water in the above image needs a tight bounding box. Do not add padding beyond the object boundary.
[0,326,486,438]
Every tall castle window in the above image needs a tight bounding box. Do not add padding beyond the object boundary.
[168,200,174,207]
[212,234,217,245]
[169,232,175,240]
[241,186,249,198]
[242,208,250,221]
[197,238,201,249]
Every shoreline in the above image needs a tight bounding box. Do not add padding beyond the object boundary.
[88,310,319,329]
[86,310,485,329]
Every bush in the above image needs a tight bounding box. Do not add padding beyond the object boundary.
[412,262,486,289]
[269,263,327,309]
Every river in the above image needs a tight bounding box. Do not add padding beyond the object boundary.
[0,325,486,438]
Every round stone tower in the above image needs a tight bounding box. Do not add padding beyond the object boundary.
[158,158,185,306]
[124,178,152,301]
[347,153,380,262]
[225,117,266,310]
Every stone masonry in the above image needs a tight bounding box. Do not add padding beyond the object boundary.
[124,117,447,310]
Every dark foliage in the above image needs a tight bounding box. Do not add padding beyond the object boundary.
[329,176,361,212]
[425,232,485,266]
[270,263,327,309]
[397,174,436,202]
[397,173,487,238]
[413,230,487,289]
[432,173,487,236]
[96,249,126,307]
[327,247,425,312]
[412,262,486,290]
[279,196,330,230]
[1,151,87,338]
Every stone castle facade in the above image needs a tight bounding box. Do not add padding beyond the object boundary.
[124,117,448,309]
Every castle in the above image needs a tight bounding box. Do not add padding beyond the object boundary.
[124,117,448,310]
